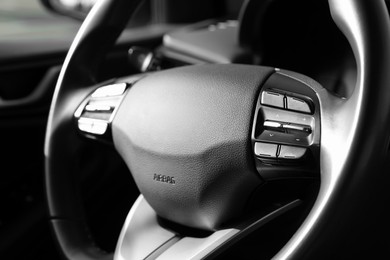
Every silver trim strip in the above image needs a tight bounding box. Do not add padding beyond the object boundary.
[114,196,176,260]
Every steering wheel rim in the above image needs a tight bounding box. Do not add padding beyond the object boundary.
[44,0,390,259]
[45,0,143,259]
[276,1,390,258]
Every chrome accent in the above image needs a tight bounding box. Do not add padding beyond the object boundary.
[156,229,239,260]
[263,120,283,129]
[114,196,177,260]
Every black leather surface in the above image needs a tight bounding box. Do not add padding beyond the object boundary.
[45,0,144,259]
[51,219,112,260]
[275,0,390,258]
[113,64,274,230]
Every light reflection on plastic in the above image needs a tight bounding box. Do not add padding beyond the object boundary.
[59,0,97,11]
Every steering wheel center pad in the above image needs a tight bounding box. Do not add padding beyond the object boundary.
[112,64,274,230]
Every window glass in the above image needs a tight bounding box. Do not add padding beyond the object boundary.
[0,0,80,40]
[0,0,52,19]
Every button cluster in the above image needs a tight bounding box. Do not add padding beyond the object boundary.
[253,89,315,165]
[261,90,312,114]
[252,73,320,180]
[74,83,128,137]
[254,142,307,160]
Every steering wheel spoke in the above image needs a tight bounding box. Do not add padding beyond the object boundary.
[115,195,301,260]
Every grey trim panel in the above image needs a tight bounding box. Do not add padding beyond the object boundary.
[114,197,301,260]
[114,196,176,260]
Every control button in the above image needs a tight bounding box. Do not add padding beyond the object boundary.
[91,83,127,98]
[261,91,284,108]
[263,121,282,128]
[282,123,311,134]
[263,121,311,135]
[261,106,315,128]
[278,145,307,159]
[78,117,108,135]
[85,104,113,112]
[254,142,278,158]
[286,96,311,113]
[259,130,309,146]
[263,121,283,130]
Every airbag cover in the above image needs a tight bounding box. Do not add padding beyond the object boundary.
[113,64,274,230]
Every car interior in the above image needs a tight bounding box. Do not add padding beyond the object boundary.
[1,0,390,259]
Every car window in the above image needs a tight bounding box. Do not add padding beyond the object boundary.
[0,0,80,39]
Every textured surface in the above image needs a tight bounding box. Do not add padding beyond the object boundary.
[113,64,274,230]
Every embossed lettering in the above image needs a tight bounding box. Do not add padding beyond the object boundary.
[153,174,176,185]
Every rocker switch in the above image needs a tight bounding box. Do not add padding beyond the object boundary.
[261,91,284,109]
[254,142,278,158]
[286,96,311,113]
[278,145,307,159]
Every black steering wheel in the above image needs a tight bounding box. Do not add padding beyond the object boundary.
[45,0,390,259]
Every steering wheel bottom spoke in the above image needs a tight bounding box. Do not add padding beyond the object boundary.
[115,196,301,260]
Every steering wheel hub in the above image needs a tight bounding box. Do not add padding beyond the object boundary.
[112,64,273,230]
